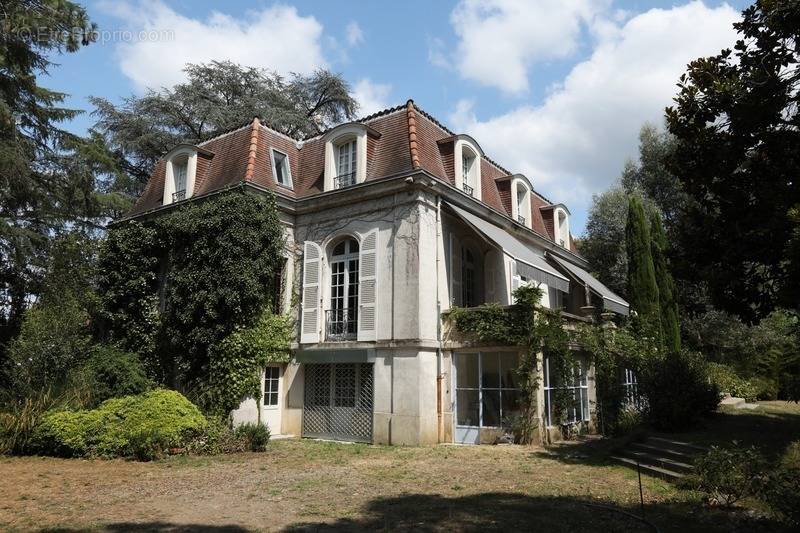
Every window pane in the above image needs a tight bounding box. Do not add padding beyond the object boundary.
[502,389,523,421]
[456,389,479,426]
[455,353,479,388]
[499,352,519,388]
[482,390,501,427]
[481,353,500,389]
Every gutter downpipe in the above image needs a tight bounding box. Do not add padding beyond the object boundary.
[435,193,444,443]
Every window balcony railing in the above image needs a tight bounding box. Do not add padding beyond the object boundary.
[517,215,526,225]
[334,171,357,190]
[462,183,474,197]
[559,239,566,247]
[325,308,357,341]
[172,190,186,202]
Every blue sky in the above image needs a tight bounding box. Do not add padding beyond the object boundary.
[45,0,750,232]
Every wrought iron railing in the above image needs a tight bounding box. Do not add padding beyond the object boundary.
[559,238,566,247]
[325,308,357,340]
[172,190,186,202]
[517,215,526,225]
[334,171,357,190]
[462,183,474,197]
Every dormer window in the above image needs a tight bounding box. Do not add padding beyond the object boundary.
[163,145,200,205]
[335,139,357,189]
[557,209,569,248]
[323,123,376,192]
[510,175,532,229]
[453,136,482,200]
[270,148,293,188]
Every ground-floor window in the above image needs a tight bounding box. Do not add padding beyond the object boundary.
[455,352,522,428]
[621,368,645,410]
[543,356,589,426]
[264,366,280,407]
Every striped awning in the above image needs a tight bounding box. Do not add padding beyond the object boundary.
[446,203,570,293]
[547,254,629,315]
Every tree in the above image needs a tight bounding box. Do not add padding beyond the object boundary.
[666,0,800,321]
[0,0,99,380]
[579,187,629,298]
[650,210,680,353]
[90,61,359,197]
[625,196,660,336]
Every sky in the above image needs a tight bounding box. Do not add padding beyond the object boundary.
[45,0,751,233]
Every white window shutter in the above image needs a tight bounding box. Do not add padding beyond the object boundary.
[300,241,322,344]
[450,234,462,306]
[511,273,521,304]
[357,229,378,341]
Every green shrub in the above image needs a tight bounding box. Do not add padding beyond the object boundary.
[234,422,270,452]
[80,345,152,406]
[750,376,779,401]
[32,389,206,459]
[640,350,719,431]
[762,441,800,525]
[694,444,766,507]
[186,416,247,455]
[707,363,758,402]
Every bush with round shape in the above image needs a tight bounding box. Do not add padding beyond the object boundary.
[694,444,766,507]
[234,422,270,452]
[707,363,758,402]
[640,349,719,431]
[32,389,206,459]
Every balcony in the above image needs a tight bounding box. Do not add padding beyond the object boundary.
[517,215,526,225]
[172,190,186,202]
[462,183,474,197]
[325,308,357,341]
[333,171,357,190]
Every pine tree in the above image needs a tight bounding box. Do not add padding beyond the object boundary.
[649,209,681,353]
[625,196,661,339]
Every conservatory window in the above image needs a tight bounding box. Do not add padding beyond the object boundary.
[543,356,589,426]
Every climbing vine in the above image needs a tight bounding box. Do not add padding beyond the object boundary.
[206,310,293,416]
[98,188,288,402]
[445,284,574,443]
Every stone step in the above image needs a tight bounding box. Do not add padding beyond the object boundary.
[616,449,694,473]
[720,396,746,408]
[629,441,698,462]
[610,455,686,480]
[643,436,709,454]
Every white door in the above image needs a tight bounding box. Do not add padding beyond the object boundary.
[261,365,283,435]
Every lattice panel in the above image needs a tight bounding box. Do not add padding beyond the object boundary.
[302,363,374,443]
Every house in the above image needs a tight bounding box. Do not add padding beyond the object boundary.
[126,100,629,445]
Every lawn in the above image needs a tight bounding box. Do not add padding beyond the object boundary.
[1,402,797,532]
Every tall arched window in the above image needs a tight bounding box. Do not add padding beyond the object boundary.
[328,238,360,339]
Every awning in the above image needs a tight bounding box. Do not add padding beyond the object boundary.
[547,254,629,315]
[446,203,570,293]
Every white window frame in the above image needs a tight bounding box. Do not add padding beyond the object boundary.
[163,146,198,205]
[454,351,522,430]
[263,365,281,408]
[327,238,360,339]
[270,148,293,189]
[543,356,590,427]
[555,207,570,248]
[454,136,482,200]
[323,124,368,191]
[510,176,532,229]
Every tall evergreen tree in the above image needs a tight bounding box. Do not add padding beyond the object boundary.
[649,210,680,353]
[625,196,661,338]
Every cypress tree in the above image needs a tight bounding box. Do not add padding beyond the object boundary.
[649,210,681,354]
[625,196,661,335]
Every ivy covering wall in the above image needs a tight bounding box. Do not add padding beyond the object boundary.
[97,189,291,413]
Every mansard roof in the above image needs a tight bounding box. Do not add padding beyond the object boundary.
[127,100,577,253]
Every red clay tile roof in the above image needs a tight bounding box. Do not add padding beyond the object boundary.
[126,100,577,249]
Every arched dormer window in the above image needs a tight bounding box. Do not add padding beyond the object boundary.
[510,175,532,229]
[163,144,202,205]
[453,135,483,200]
[323,123,378,192]
[555,207,570,248]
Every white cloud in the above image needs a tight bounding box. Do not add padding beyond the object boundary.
[448,1,739,230]
[448,0,608,94]
[345,21,364,47]
[101,1,327,91]
[353,79,392,116]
